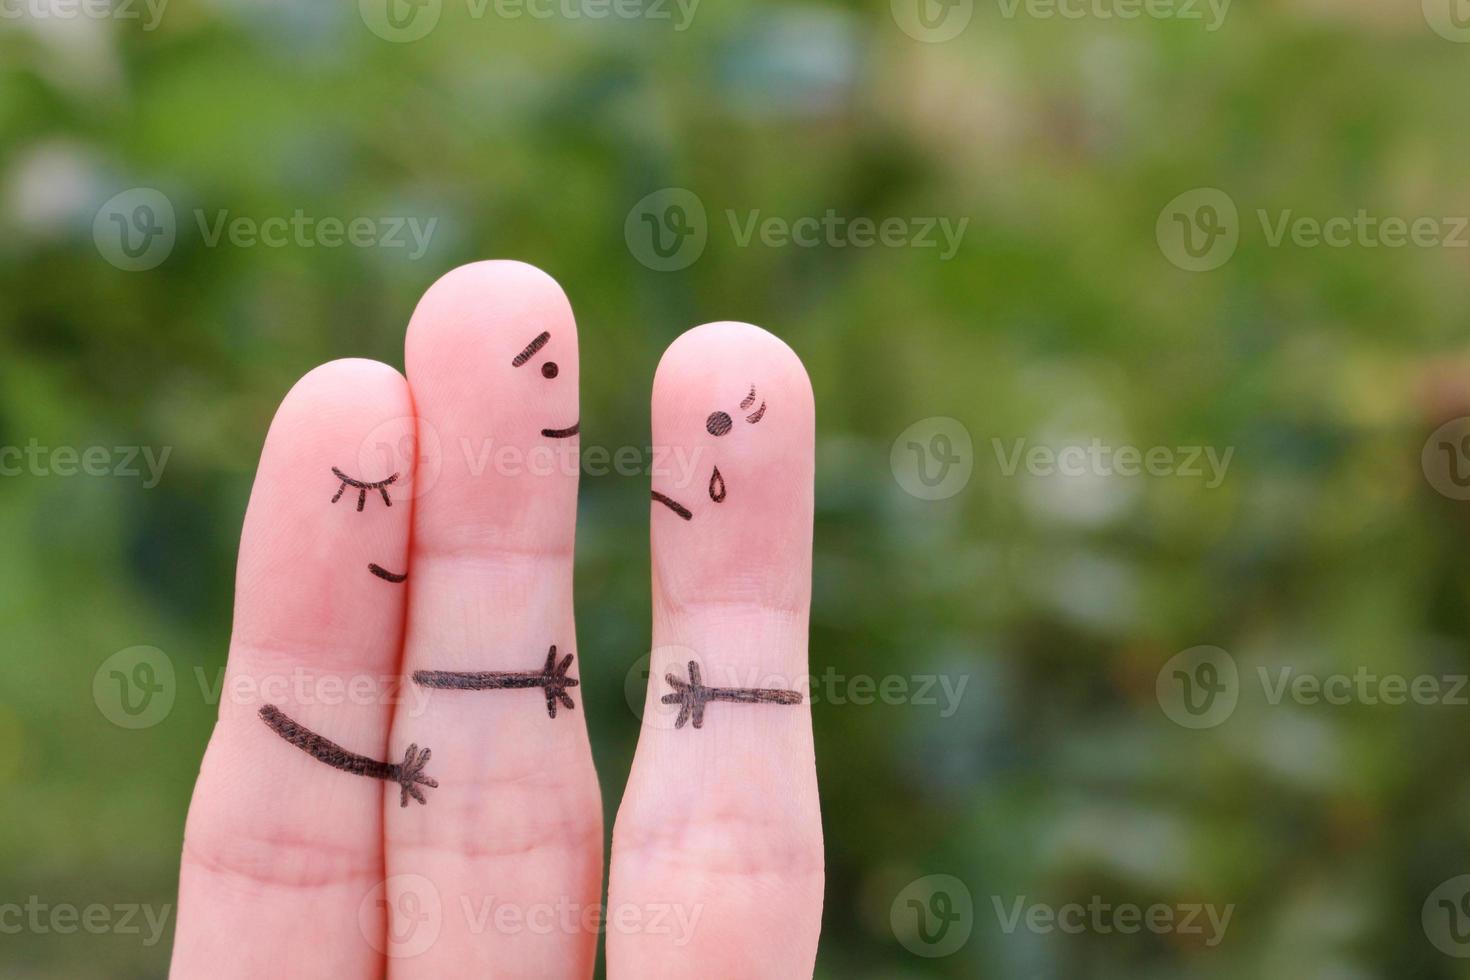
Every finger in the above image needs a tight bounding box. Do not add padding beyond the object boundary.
[171,359,417,978]
[609,322,823,977]
[385,261,602,977]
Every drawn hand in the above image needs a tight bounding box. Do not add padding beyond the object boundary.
[169,261,822,978]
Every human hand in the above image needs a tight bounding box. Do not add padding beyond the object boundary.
[167,261,823,978]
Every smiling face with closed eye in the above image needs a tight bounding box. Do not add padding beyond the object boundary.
[511,330,579,438]
[651,384,766,521]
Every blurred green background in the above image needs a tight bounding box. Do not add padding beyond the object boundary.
[6,0,1470,976]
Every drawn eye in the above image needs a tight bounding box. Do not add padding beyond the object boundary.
[706,411,733,436]
[331,467,399,511]
[541,361,559,379]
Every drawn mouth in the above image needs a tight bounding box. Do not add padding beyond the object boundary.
[368,563,407,583]
[541,421,580,438]
[651,491,693,521]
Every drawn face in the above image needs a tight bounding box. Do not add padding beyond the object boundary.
[511,330,579,438]
[652,384,766,521]
[329,466,409,582]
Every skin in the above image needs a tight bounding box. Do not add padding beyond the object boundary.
[168,260,823,979]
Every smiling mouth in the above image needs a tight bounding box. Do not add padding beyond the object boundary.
[651,491,692,521]
[541,422,580,438]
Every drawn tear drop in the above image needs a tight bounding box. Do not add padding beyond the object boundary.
[709,466,727,502]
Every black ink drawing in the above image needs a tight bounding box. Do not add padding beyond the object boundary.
[661,660,801,730]
[512,332,577,437]
[413,646,579,719]
[651,490,693,521]
[653,383,766,518]
[368,563,408,583]
[331,467,399,511]
[258,704,437,806]
[511,330,550,367]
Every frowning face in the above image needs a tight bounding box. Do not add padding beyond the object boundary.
[651,384,766,521]
[511,330,579,439]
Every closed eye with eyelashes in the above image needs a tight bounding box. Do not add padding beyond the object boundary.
[331,466,399,511]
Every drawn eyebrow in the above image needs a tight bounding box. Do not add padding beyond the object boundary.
[258,704,437,806]
[368,563,408,583]
[331,467,399,511]
[740,385,757,409]
[511,331,551,367]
